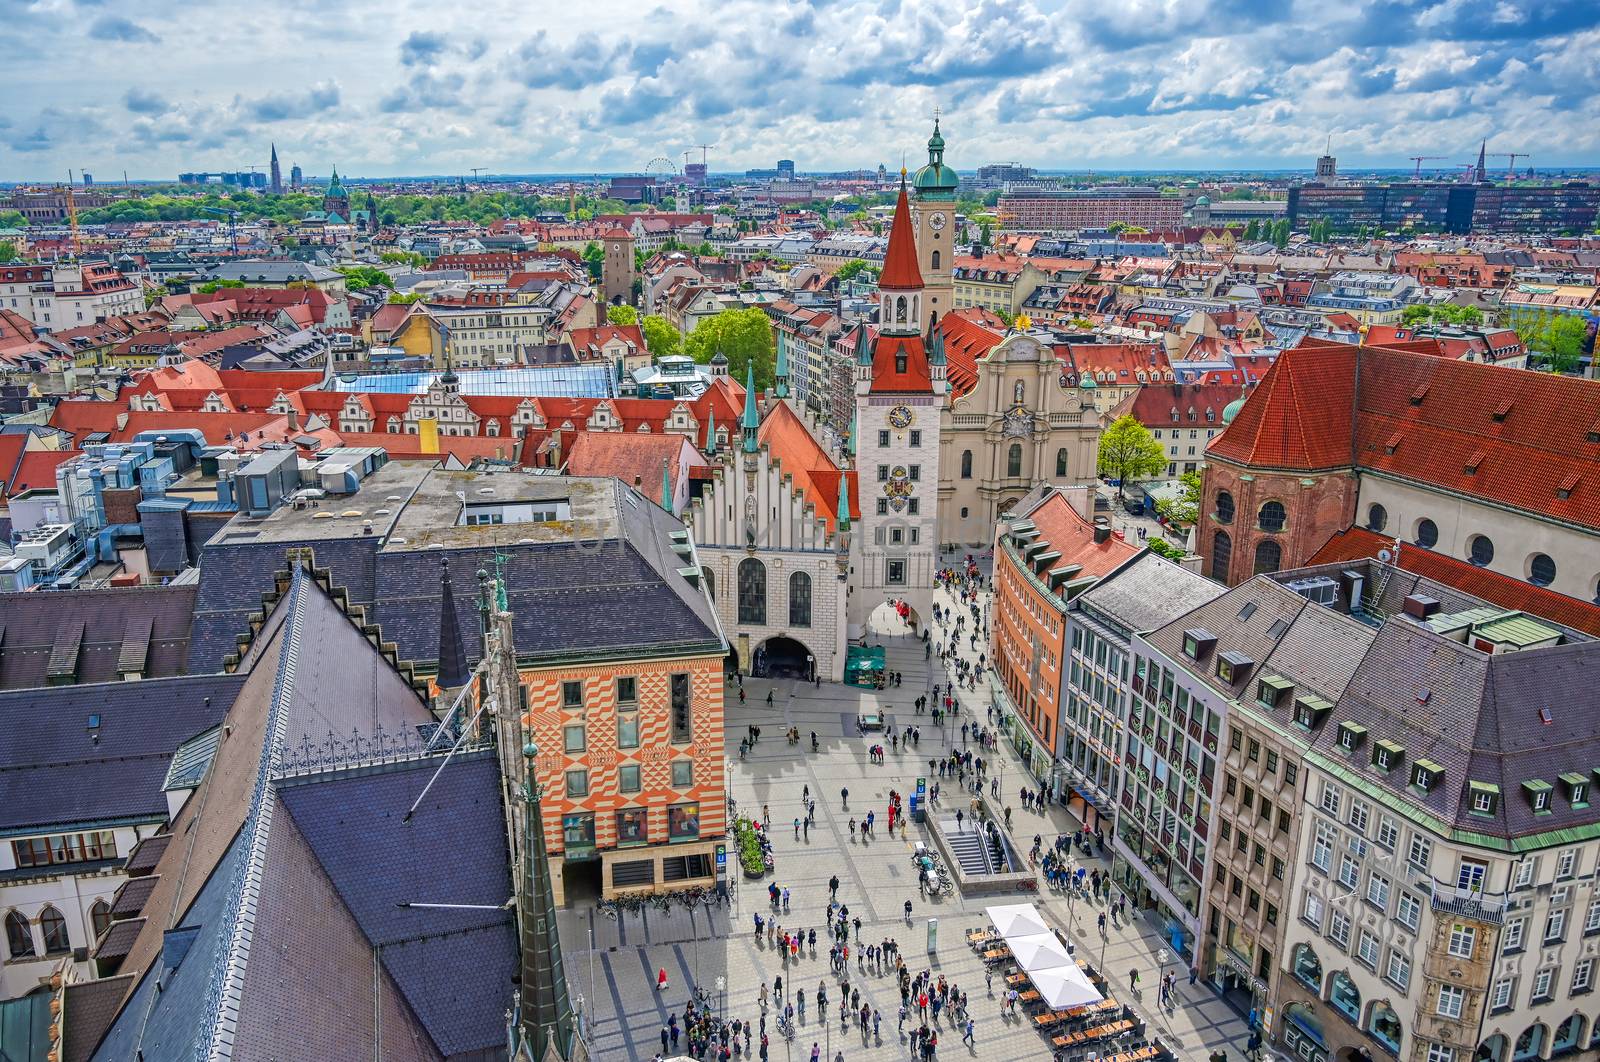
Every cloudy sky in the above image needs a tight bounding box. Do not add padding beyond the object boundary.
[2,0,1598,180]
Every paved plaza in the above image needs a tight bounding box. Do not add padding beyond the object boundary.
[558,580,1252,1060]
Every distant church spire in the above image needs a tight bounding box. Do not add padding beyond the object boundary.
[436,557,470,693]
[269,143,282,195]
[741,361,759,454]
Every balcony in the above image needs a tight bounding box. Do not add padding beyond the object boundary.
[1429,884,1507,925]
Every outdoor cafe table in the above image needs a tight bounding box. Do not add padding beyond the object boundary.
[1050,1018,1134,1049]
[1006,972,1030,987]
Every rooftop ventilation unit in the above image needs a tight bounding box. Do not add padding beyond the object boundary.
[1284,575,1338,607]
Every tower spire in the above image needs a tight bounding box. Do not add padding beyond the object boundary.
[836,471,851,533]
[741,360,759,454]
[660,459,674,515]
[436,557,470,693]
[704,407,717,455]
[517,741,584,1060]
[774,332,790,399]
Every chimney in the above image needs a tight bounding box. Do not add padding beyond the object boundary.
[1093,518,1111,544]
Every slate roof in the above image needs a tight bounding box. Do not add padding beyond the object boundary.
[0,585,199,689]
[0,673,241,833]
[1075,552,1224,636]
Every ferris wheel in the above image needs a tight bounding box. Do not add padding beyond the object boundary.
[645,156,680,180]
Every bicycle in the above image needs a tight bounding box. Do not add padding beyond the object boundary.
[1016,878,1039,892]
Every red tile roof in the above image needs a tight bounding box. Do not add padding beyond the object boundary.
[9,449,78,493]
[939,311,1004,399]
[565,431,694,494]
[1308,527,1600,638]
[876,181,924,291]
[757,399,855,534]
[1205,342,1358,470]
[870,333,933,394]
[1025,490,1140,581]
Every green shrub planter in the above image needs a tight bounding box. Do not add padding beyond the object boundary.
[733,817,767,878]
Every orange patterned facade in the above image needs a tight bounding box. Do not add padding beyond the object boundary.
[521,653,727,903]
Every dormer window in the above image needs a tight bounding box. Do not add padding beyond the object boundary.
[1294,694,1331,730]
[1411,759,1442,793]
[1524,779,1554,814]
[1256,675,1293,708]
[1216,651,1252,684]
[1559,772,1589,808]
[1337,721,1367,751]
[1468,781,1500,816]
[1183,629,1216,660]
[1373,740,1405,773]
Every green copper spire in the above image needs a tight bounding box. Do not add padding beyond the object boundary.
[848,411,858,458]
[660,459,674,515]
[854,324,872,367]
[774,332,790,398]
[741,360,759,454]
[704,407,717,454]
[928,322,946,366]
[836,472,851,533]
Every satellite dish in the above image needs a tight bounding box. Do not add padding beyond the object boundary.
[1378,549,1393,563]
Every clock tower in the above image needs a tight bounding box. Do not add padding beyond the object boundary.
[910,116,959,327]
[851,173,945,637]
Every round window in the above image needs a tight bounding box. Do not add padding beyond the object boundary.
[1415,518,1438,548]
[1468,534,1494,567]
[1528,553,1556,586]
[1366,503,1387,533]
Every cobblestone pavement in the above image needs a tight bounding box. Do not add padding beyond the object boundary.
[558,579,1251,1061]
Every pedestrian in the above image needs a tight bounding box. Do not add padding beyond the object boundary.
[1129,968,1140,992]
[657,967,669,992]
[1190,966,1199,987]
[794,817,800,839]
[783,887,791,912]
[962,1017,975,1045]
[829,874,840,900]
[661,1026,670,1053]
[985,966,992,993]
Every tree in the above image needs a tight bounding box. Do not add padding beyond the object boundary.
[684,307,776,391]
[1096,415,1167,500]
[1242,220,1261,242]
[386,292,425,304]
[834,259,872,282]
[336,265,394,291]
[196,278,247,294]
[0,241,17,264]
[641,314,681,358]
[1270,219,1291,249]
[580,241,604,282]
[0,209,26,228]
[606,304,638,326]
[1155,470,1202,526]
[1404,303,1485,328]
[978,222,992,247]
[1538,314,1589,375]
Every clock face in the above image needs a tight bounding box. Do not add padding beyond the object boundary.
[928,212,948,232]
[887,405,914,429]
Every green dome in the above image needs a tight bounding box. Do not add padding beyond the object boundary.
[912,119,959,198]
[1194,195,1210,206]
[1079,374,1097,389]
[1222,396,1247,423]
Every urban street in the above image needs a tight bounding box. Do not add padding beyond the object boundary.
[559,578,1251,1060]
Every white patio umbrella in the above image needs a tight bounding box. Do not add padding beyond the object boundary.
[1008,931,1074,972]
[984,903,1049,937]
[1029,962,1104,1010]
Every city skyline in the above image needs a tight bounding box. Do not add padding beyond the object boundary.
[3,0,1599,180]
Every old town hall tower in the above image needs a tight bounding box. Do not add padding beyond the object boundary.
[910,118,958,326]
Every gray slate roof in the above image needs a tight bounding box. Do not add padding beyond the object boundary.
[1075,552,1224,636]
[0,673,241,833]
[0,584,198,690]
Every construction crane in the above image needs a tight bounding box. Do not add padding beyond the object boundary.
[695,144,715,167]
[470,167,487,181]
[1491,152,1529,179]
[1409,155,1446,179]
[197,204,241,257]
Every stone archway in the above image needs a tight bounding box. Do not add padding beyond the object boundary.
[866,598,920,638]
[752,636,815,680]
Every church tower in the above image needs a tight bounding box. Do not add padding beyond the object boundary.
[910,116,959,327]
[600,226,635,307]
[269,143,282,195]
[850,173,944,637]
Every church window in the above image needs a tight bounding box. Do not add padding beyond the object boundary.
[931,250,941,270]
[1007,444,1023,478]
[789,572,812,628]
[1254,540,1282,576]
[961,450,972,479]
[895,349,907,374]
[1056,449,1068,477]
[1212,530,1233,583]
[738,559,767,625]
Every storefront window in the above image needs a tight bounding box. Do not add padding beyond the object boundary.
[1369,1003,1402,1053]
[616,808,648,846]
[1330,972,1361,1022]
[1292,945,1323,991]
[668,803,700,840]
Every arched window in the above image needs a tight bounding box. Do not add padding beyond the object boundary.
[960,450,973,479]
[1258,500,1286,533]
[4,911,32,959]
[1415,518,1438,548]
[701,567,715,601]
[1514,1024,1547,1062]
[1328,972,1360,1021]
[1366,503,1387,532]
[1368,1002,1402,1054]
[1291,944,1322,990]
[1528,553,1556,586]
[1055,448,1068,477]
[788,571,812,628]
[90,900,112,942]
[930,249,940,270]
[737,558,766,625]
[896,295,907,323]
[1211,530,1232,584]
[1214,491,1235,524]
[1468,534,1495,566]
[1007,444,1023,478]
[39,906,69,954]
[1552,1016,1584,1053]
[1254,539,1282,575]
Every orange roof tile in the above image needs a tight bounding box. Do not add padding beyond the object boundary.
[756,400,855,534]
[876,181,924,291]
